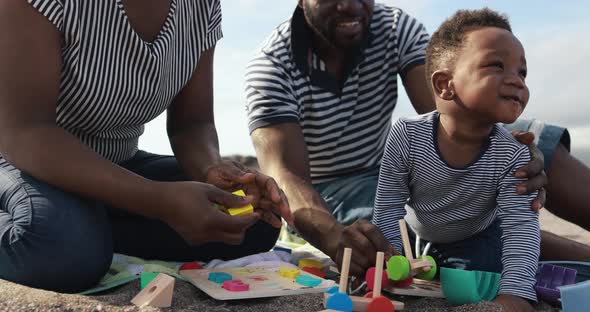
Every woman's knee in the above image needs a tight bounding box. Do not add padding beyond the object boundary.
[244,220,280,254]
[0,177,113,292]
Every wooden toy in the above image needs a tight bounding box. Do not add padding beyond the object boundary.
[223,280,250,291]
[279,267,301,279]
[227,189,254,216]
[367,252,395,312]
[559,280,590,312]
[386,220,437,281]
[131,273,175,308]
[383,279,444,298]
[181,266,335,300]
[140,272,159,290]
[327,250,405,311]
[296,274,322,287]
[208,272,233,284]
[303,266,326,278]
[299,258,324,269]
[179,261,203,271]
[534,263,577,305]
[440,267,500,305]
[325,248,354,312]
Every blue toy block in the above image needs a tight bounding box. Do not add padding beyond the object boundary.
[559,280,590,312]
[295,274,322,287]
[208,272,233,284]
[273,246,292,254]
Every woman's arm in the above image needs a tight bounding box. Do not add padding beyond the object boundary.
[0,0,166,218]
[167,46,291,226]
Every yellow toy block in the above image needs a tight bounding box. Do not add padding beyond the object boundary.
[225,190,254,216]
[298,258,324,270]
[279,267,300,279]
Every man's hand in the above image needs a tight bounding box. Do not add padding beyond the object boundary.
[205,160,292,227]
[493,294,534,312]
[511,131,547,211]
[329,220,397,277]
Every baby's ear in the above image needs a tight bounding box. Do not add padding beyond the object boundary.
[431,70,454,100]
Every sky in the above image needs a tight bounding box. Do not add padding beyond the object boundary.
[140,0,590,166]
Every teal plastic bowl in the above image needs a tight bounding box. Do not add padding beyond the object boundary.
[440,267,501,305]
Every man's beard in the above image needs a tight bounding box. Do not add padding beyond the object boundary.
[303,4,364,50]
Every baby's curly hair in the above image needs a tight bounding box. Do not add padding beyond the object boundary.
[425,8,512,85]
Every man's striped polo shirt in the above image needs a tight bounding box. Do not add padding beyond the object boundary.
[245,4,429,184]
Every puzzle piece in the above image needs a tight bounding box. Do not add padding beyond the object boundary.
[140,272,160,290]
[223,280,250,292]
[227,190,254,216]
[295,274,322,287]
[302,266,326,278]
[279,267,300,279]
[299,258,324,269]
[208,272,233,284]
[131,273,175,308]
[179,261,203,271]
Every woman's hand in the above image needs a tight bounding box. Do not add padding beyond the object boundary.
[511,131,547,211]
[157,181,260,245]
[205,160,292,228]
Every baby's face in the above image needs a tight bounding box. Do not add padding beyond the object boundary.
[451,27,529,124]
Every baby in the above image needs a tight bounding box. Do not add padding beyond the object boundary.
[372,8,539,308]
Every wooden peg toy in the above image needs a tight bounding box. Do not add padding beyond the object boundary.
[328,250,404,311]
[386,220,437,281]
[367,252,395,312]
[131,273,175,308]
[325,247,353,312]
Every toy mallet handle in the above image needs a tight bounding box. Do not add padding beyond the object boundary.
[398,219,414,260]
[339,248,352,293]
[373,251,385,298]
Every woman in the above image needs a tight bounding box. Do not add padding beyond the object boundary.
[0,0,291,293]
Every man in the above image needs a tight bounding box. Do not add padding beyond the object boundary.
[245,0,587,280]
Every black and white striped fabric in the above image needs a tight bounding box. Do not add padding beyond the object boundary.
[372,112,540,301]
[245,4,429,184]
[26,0,222,163]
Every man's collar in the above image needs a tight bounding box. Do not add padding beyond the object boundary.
[290,6,373,91]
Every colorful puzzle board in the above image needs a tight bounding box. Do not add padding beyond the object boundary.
[181,266,336,300]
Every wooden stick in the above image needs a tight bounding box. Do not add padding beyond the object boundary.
[398,219,414,260]
[373,252,384,298]
[339,248,352,293]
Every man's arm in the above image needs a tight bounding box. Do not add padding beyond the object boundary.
[251,123,336,248]
[252,123,394,274]
[401,64,436,114]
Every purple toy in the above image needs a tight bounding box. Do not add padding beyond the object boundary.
[534,263,577,305]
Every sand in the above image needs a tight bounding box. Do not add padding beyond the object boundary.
[0,210,580,312]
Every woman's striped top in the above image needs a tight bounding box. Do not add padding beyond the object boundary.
[245,4,429,184]
[26,0,222,163]
[372,112,540,301]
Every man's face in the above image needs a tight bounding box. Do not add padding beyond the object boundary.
[301,0,374,50]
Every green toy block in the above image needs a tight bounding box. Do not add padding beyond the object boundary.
[140,272,160,290]
[416,255,438,280]
[386,255,410,281]
[440,267,501,305]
